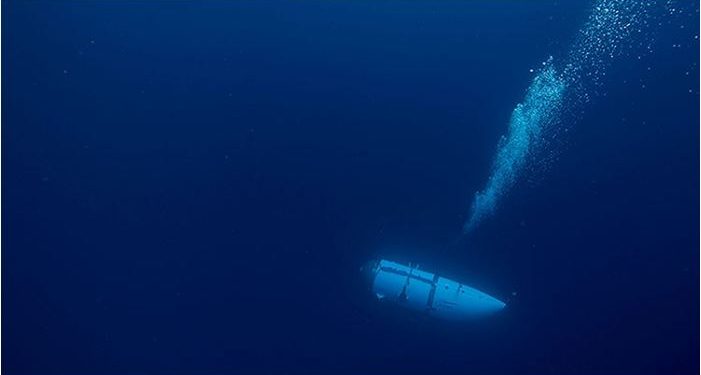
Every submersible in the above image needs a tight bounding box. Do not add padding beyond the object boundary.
[363,259,505,320]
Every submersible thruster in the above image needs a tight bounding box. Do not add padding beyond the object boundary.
[363,259,505,320]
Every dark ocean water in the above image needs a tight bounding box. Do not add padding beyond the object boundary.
[3,1,699,374]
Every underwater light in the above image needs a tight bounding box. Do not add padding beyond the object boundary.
[362,259,505,320]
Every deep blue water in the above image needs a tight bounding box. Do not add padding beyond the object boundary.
[3,1,699,374]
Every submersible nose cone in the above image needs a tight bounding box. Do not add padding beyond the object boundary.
[482,294,506,313]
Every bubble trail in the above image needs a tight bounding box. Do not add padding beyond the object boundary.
[464,0,648,233]
[464,64,566,233]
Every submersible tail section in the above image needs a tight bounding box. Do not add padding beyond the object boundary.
[363,259,505,320]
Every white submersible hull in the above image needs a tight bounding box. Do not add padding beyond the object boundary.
[363,259,505,320]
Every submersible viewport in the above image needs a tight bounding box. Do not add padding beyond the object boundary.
[362,259,505,320]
